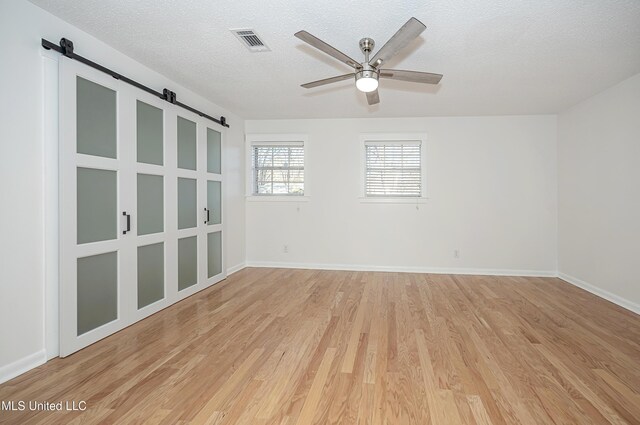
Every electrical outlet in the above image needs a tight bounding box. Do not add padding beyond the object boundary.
[454,249,460,259]
[283,244,288,254]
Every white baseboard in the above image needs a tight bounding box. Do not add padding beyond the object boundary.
[226,262,247,276]
[245,262,640,315]
[0,350,47,385]
[246,261,556,277]
[558,272,640,315]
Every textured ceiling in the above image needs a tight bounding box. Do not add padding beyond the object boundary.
[30,0,640,119]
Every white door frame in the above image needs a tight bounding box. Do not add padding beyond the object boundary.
[42,48,60,360]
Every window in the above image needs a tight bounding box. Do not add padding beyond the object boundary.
[252,143,304,195]
[364,141,422,197]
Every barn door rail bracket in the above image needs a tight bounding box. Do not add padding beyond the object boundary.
[42,37,230,128]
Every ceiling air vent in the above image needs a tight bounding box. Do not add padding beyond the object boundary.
[231,29,270,52]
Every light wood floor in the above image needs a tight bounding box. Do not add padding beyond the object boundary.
[1,268,639,424]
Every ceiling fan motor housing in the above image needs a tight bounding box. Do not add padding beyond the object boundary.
[355,64,379,82]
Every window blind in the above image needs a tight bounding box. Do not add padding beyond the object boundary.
[252,144,304,195]
[365,141,421,197]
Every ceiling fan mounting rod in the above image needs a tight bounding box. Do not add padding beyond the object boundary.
[359,37,375,63]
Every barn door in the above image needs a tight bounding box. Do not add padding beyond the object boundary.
[58,57,225,357]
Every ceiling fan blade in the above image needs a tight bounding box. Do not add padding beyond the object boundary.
[369,17,426,68]
[366,89,380,105]
[301,73,355,89]
[379,69,443,84]
[295,31,361,69]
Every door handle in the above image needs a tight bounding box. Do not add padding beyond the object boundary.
[204,208,210,224]
[122,211,131,234]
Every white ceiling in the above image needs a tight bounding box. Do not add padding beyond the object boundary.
[30,0,640,119]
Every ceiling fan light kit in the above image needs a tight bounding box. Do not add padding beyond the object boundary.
[355,73,379,93]
[295,17,443,105]
[355,66,379,93]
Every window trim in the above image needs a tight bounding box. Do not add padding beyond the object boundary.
[245,133,308,199]
[359,133,428,202]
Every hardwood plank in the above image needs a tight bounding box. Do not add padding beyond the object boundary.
[191,348,264,424]
[294,347,336,425]
[467,395,493,425]
[341,282,370,373]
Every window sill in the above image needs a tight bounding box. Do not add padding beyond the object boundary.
[246,195,310,202]
[358,197,429,204]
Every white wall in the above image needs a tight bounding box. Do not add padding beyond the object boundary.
[0,0,245,381]
[245,116,558,274]
[558,72,640,313]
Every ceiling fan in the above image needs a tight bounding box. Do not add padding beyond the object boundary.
[295,17,443,105]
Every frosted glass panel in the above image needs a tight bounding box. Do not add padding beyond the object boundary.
[207,181,221,225]
[207,231,222,278]
[137,100,163,165]
[137,174,164,235]
[77,251,117,335]
[137,243,164,309]
[177,177,197,229]
[207,128,221,174]
[77,168,117,244]
[77,77,116,158]
[178,236,197,290]
[177,116,196,170]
